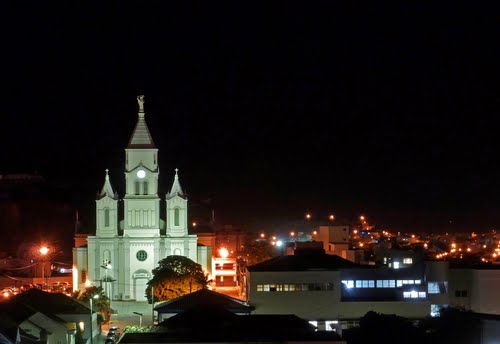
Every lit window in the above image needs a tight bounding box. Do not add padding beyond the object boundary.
[257,285,263,292]
[289,284,296,291]
[377,280,383,288]
[356,280,362,288]
[415,280,421,284]
[393,262,400,269]
[342,280,354,289]
[397,280,403,287]
[308,321,318,328]
[410,291,418,298]
[263,284,270,292]
[428,282,440,294]
[368,280,375,288]
[325,320,338,331]
[389,280,395,288]
[408,280,414,285]
[362,280,368,288]
[383,257,387,264]
[403,291,411,298]
[419,292,426,298]
[403,258,413,264]
[430,304,444,317]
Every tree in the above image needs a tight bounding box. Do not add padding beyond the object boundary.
[146,256,208,303]
[241,239,278,266]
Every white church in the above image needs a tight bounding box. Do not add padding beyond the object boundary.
[73,96,212,301]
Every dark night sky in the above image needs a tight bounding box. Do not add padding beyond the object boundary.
[2,2,500,236]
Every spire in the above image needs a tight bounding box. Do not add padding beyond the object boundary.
[127,95,156,148]
[98,169,118,200]
[167,168,185,199]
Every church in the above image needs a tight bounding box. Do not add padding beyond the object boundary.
[73,96,212,301]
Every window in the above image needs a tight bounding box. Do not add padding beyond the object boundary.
[393,261,400,269]
[135,181,140,195]
[410,291,419,298]
[342,280,354,289]
[308,321,318,328]
[403,258,413,264]
[136,250,147,261]
[428,282,440,294]
[174,208,180,226]
[461,290,468,297]
[143,180,148,195]
[419,292,426,298]
[257,285,264,292]
[104,208,110,227]
[415,280,421,284]
[397,280,403,287]
[325,321,339,331]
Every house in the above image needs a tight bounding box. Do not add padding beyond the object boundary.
[154,288,253,322]
[0,289,95,344]
[121,304,345,343]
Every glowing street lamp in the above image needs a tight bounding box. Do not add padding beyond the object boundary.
[219,247,229,258]
[305,213,311,220]
[39,246,49,285]
[260,233,265,239]
[329,214,335,221]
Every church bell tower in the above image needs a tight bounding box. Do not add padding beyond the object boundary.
[123,95,161,237]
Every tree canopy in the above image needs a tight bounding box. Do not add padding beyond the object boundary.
[146,255,208,303]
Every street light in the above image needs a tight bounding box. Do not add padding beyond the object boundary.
[89,294,99,344]
[101,260,112,299]
[39,246,49,286]
[133,312,143,327]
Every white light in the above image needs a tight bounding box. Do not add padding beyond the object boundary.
[136,170,146,178]
[276,240,283,247]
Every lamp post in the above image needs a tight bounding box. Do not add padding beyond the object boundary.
[39,246,49,286]
[89,294,99,344]
[101,260,112,299]
[133,312,143,327]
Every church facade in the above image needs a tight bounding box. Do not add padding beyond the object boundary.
[73,96,211,301]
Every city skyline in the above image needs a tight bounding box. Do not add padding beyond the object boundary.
[2,3,500,236]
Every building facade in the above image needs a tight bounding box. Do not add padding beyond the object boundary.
[73,96,211,301]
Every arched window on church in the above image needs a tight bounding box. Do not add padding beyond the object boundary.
[174,208,180,226]
[143,180,148,195]
[135,180,140,195]
[173,248,181,255]
[104,208,110,227]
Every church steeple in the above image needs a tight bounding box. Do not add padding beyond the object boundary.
[123,95,160,237]
[127,95,156,149]
[97,169,118,200]
[95,169,119,237]
[167,168,185,199]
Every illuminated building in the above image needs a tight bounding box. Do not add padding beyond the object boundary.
[72,96,212,301]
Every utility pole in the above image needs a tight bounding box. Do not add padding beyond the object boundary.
[151,286,154,325]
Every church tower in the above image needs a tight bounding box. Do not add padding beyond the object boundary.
[166,168,188,237]
[95,169,119,237]
[123,95,161,237]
